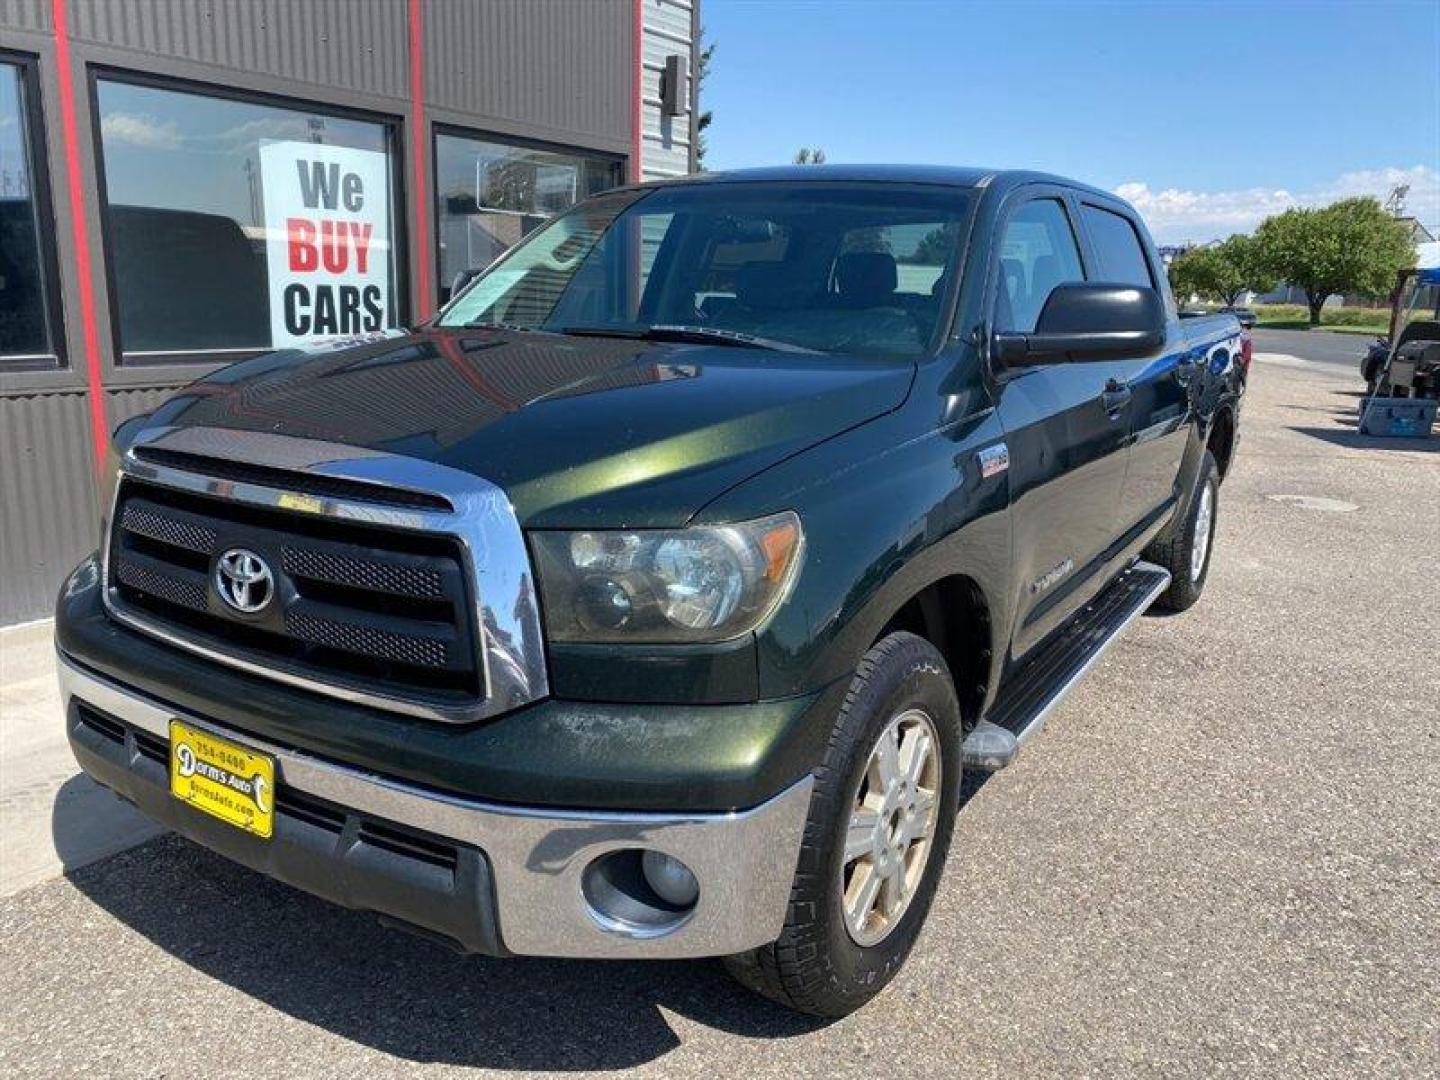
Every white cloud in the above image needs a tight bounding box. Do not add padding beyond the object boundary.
[212,116,314,146]
[1116,164,1440,246]
[100,112,182,150]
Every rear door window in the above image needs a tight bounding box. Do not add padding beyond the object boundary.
[1080,205,1154,288]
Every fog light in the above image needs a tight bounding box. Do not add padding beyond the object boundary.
[581,848,699,938]
[642,850,699,908]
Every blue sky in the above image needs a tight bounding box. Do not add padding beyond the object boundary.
[700,0,1440,245]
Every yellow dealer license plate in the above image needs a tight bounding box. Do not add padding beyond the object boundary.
[169,720,275,838]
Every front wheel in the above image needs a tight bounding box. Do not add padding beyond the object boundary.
[1145,449,1219,612]
[723,632,962,1017]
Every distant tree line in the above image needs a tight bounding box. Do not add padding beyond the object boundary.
[1168,197,1414,325]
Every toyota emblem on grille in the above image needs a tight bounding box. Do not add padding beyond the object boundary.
[214,548,275,614]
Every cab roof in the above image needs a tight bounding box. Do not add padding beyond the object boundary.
[638,164,1121,204]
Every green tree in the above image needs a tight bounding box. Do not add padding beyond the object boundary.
[792,147,827,165]
[1168,245,1239,307]
[1168,234,1277,308]
[911,223,959,265]
[1213,233,1276,305]
[1255,198,1414,325]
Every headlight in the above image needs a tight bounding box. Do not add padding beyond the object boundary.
[531,512,803,643]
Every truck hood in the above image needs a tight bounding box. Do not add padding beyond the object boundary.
[140,328,914,527]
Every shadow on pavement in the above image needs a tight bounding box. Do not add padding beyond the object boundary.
[63,831,825,1070]
[1288,425,1438,453]
[59,766,1001,1068]
[48,774,166,878]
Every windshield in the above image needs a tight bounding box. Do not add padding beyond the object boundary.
[436,182,973,357]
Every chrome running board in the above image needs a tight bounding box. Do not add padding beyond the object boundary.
[962,561,1171,771]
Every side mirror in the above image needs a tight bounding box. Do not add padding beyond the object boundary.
[994,283,1166,366]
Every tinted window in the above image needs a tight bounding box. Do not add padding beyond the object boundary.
[434,132,622,302]
[1081,205,1154,288]
[0,61,58,365]
[995,199,1085,332]
[97,79,401,358]
[440,183,973,358]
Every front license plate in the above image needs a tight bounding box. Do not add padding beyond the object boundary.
[169,719,275,838]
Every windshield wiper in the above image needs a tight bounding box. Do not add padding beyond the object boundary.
[562,324,817,354]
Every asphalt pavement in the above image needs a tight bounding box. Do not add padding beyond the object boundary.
[2,347,1436,1078]
[1252,327,1375,371]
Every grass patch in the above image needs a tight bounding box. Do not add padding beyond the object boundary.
[1244,303,1389,335]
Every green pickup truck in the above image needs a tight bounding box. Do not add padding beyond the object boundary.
[57,166,1245,1016]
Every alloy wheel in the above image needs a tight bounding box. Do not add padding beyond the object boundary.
[839,708,942,947]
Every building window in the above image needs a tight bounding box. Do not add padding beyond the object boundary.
[94,77,402,361]
[434,130,622,303]
[1,58,61,368]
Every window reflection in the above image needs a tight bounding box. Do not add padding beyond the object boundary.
[0,62,55,363]
[434,132,622,303]
[96,79,399,358]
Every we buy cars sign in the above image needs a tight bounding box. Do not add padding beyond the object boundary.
[261,142,391,348]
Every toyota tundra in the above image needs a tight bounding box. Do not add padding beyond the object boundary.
[56,165,1245,1016]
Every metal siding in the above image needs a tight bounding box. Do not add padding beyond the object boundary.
[646,0,692,41]
[641,0,694,181]
[0,392,99,623]
[107,384,184,425]
[68,0,410,101]
[0,0,52,33]
[424,0,630,147]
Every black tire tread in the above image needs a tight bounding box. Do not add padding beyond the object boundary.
[723,632,957,1016]
[1146,449,1218,613]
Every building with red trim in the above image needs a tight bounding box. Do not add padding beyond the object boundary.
[0,0,699,622]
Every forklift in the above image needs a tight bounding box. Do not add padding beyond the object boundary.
[1359,266,1439,437]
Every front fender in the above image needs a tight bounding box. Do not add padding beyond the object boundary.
[698,404,1012,703]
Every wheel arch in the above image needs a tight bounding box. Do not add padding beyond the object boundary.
[870,573,995,729]
[1208,403,1237,481]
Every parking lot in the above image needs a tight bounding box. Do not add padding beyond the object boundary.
[2,340,1437,1078]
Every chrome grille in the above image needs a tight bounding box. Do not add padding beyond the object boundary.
[107,478,482,706]
[102,427,549,724]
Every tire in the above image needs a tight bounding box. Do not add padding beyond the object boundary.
[723,631,962,1017]
[1145,449,1219,613]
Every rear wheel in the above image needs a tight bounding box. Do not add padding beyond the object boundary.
[1146,449,1219,612]
[723,632,962,1017]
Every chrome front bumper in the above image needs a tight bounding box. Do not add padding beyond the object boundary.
[58,654,812,959]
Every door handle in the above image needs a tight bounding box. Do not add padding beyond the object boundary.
[1101,379,1132,416]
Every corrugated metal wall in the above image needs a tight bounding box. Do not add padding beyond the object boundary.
[70,0,412,100]
[424,0,630,147]
[0,393,99,623]
[0,0,51,32]
[640,0,695,180]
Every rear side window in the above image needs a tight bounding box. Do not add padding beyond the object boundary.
[1081,205,1154,288]
[994,199,1086,333]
